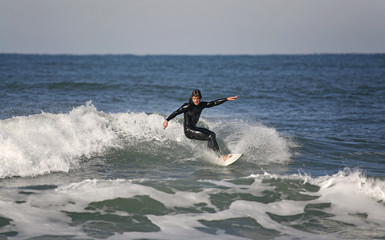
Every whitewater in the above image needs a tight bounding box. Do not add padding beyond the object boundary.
[1,170,384,239]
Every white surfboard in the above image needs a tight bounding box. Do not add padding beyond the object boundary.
[217,154,243,166]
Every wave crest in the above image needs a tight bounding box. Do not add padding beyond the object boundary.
[0,102,117,178]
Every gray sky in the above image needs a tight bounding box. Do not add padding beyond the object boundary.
[1,0,385,55]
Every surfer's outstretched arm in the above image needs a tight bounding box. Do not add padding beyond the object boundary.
[205,96,238,108]
[163,103,190,129]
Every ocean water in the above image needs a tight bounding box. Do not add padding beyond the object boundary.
[0,54,384,239]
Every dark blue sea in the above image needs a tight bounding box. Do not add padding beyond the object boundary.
[1,54,384,239]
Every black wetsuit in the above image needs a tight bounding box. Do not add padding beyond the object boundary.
[166,98,228,155]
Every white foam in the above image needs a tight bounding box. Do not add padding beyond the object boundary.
[1,170,384,239]
[249,169,385,203]
[109,111,188,146]
[313,169,385,225]
[246,169,385,238]
[0,102,118,178]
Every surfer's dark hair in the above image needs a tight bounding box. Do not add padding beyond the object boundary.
[191,89,202,99]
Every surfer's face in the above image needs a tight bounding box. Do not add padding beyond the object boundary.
[192,96,201,105]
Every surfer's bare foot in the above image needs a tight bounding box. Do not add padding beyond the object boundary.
[222,154,232,161]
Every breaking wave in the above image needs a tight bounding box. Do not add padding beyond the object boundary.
[0,102,291,178]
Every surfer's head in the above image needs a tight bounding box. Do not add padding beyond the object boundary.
[191,89,202,99]
[191,89,202,105]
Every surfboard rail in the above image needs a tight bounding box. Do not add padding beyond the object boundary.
[217,153,243,166]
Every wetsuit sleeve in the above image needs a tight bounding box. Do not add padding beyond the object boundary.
[166,103,189,121]
[204,98,228,108]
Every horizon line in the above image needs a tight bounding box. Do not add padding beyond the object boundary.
[1,52,385,57]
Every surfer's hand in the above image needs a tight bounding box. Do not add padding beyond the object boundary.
[163,120,168,129]
[227,96,238,101]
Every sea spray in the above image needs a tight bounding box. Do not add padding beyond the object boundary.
[208,119,291,165]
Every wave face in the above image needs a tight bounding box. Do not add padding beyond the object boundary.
[0,103,291,178]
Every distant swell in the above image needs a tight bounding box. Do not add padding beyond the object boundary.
[0,102,291,178]
[1,81,123,92]
[47,81,123,91]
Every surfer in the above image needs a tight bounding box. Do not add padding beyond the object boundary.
[163,89,238,160]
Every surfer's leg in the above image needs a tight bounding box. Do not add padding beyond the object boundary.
[200,128,220,154]
[185,128,220,155]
